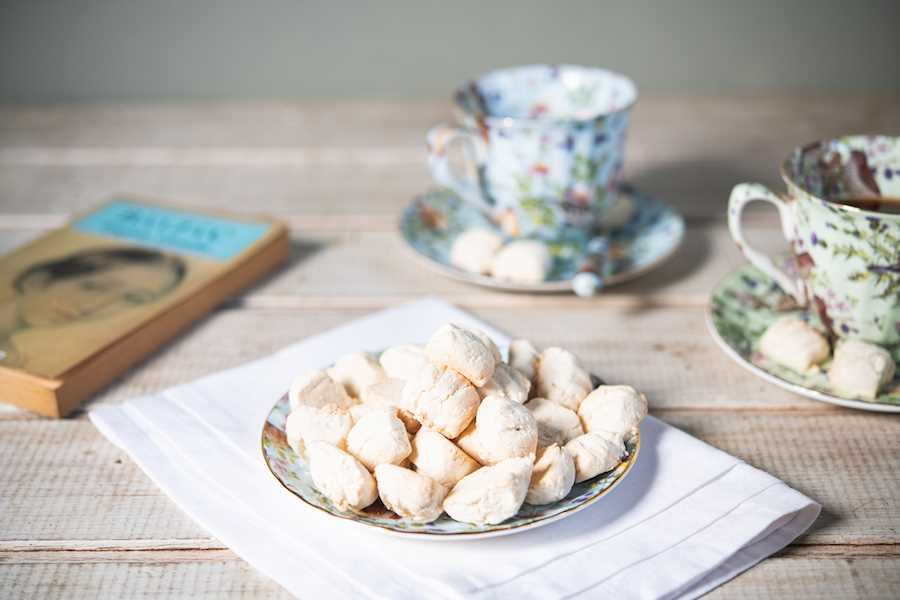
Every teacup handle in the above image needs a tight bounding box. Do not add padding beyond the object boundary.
[728,182,806,305]
[426,124,491,212]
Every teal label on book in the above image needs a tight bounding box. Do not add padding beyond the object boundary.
[74,200,271,261]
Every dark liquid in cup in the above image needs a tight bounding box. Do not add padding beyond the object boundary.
[832,197,900,214]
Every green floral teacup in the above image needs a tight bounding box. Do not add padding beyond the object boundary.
[729,135,900,347]
[426,65,637,238]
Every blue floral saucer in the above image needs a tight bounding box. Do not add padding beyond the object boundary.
[262,391,640,540]
[399,185,684,295]
[708,260,900,413]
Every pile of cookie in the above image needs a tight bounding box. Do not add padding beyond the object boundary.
[449,229,551,283]
[286,323,647,526]
[759,316,896,400]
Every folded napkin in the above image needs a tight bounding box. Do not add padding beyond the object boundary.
[90,298,819,599]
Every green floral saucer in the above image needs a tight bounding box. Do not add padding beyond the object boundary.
[708,260,900,413]
[399,184,684,295]
[261,392,640,540]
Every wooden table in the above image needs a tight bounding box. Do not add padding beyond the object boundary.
[1,96,898,598]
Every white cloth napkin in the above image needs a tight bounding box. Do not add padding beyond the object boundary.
[90,298,819,600]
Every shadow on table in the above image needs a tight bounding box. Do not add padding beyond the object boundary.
[628,158,780,223]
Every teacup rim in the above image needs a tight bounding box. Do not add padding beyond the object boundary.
[452,63,638,126]
[779,134,900,219]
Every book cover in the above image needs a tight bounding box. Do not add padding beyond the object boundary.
[0,197,289,416]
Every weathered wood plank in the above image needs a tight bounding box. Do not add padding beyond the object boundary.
[0,550,291,599]
[1,96,896,152]
[0,553,895,599]
[1,413,896,547]
[1,95,897,227]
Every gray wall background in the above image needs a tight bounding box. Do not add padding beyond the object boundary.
[1,0,898,102]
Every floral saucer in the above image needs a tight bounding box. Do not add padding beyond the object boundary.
[399,184,684,295]
[261,392,640,540]
[707,260,900,413]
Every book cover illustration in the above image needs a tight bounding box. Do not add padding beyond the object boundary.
[0,199,276,380]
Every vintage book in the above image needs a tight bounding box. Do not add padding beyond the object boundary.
[0,197,289,417]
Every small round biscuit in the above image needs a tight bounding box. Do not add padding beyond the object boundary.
[828,339,896,400]
[453,422,490,465]
[508,338,540,382]
[478,362,531,404]
[349,403,394,425]
[285,403,353,457]
[450,228,504,274]
[327,352,386,398]
[578,385,648,438]
[307,441,378,512]
[470,328,502,363]
[443,457,533,525]
[378,345,429,381]
[526,397,584,447]
[374,464,446,523]
[346,410,412,471]
[526,444,576,505]
[564,432,625,483]
[409,429,480,489]
[289,369,354,411]
[402,364,480,438]
[534,347,593,411]
[475,394,538,464]
[490,239,552,284]
[360,378,420,433]
[425,323,496,386]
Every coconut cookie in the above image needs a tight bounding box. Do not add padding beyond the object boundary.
[508,338,541,382]
[346,410,412,471]
[534,347,593,411]
[360,378,420,433]
[327,352,386,398]
[526,397,584,447]
[450,228,503,275]
[758,316,830,373]
[565,432,625,483]
[478,362,532,404]
[472,394,538,464]
[402,364,480,438]
[828,339,896,400]
[307,441,378,512]
[454,422,490,466]
[379,345,429,381]
[443,457,533,525]
[289,369,354,411]
[490,239,552,284]
[374,464,446,523]
[425,323,497,386]
[578,385,648,438]
[285,403,353,457]
[526,444,576,505]
[409,429,480,489]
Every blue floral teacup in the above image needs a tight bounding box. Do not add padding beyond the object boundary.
[426,65,637,238]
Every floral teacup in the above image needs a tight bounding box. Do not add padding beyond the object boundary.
[426,65,637,238]
[728,135,900,347]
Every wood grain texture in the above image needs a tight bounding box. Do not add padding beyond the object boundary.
[0,555,895,600]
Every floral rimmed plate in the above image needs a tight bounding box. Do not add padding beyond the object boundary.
[399,184,684,294]
[707,260,900,413]
[261,392,640,540]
